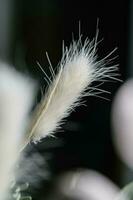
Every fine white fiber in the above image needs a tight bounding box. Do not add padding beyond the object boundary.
[24,37,119,146]
[0,63,35,200]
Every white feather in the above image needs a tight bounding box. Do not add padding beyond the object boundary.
[24,38,118,145]
[0,64,35,200]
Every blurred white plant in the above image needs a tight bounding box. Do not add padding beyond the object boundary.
[0,64,35,200]
[50,169,119,200]
[112,79,133,169]
[112,79,133,200]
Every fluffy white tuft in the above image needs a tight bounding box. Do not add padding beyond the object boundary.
[0,63,35,200]
[23,38,119,145]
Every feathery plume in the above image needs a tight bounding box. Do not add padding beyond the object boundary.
[0,63,35,200]
[23,38,119,147]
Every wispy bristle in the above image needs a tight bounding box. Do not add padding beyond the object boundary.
[23,38,119,146]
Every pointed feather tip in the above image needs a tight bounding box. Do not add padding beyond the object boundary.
[59,38,118,87]
[0,64,36,140]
